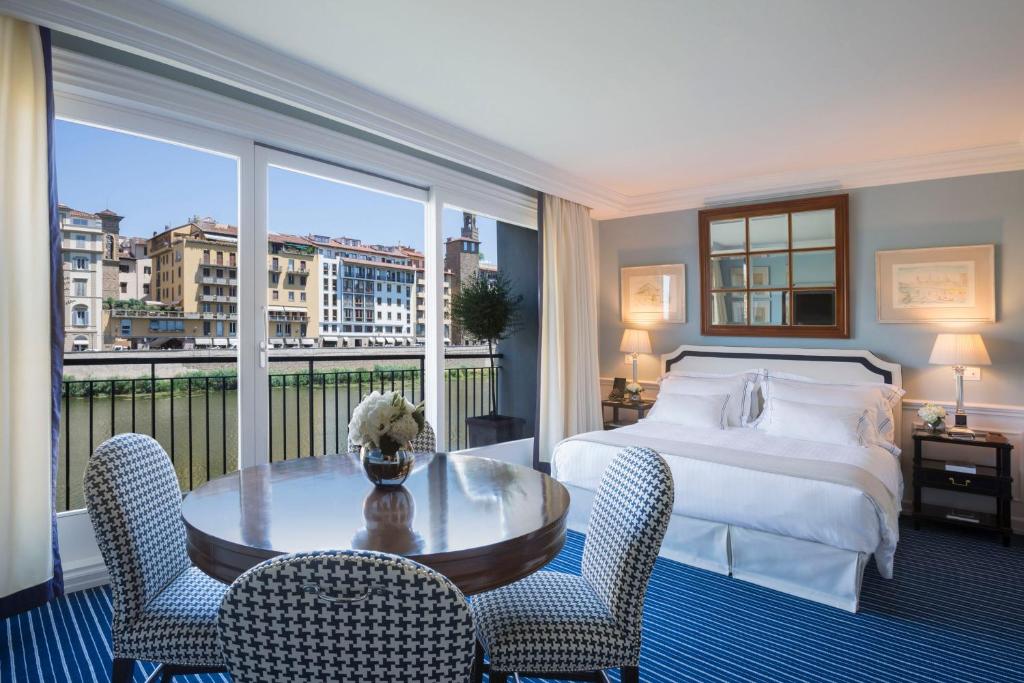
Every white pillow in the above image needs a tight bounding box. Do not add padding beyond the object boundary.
[757,372,904,454]
[757,397,869,447]
[646,393,730,430]
[659,370,763,427]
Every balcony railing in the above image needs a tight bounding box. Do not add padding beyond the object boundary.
[199,294,237,303]
[199,275,238,286]
[57,351,502,512]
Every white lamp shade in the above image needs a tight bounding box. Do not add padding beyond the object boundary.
[619,328,652,354]
[929,333,991,366]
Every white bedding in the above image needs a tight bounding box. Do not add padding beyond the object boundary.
[551,420,902,575]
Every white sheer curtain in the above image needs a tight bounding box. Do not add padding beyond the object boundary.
[0,16,58,612]
[537,195,603,467]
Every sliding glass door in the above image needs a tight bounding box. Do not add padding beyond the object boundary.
[253,147,430,461]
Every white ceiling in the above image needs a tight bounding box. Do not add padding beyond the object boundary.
[150,1,1024,204]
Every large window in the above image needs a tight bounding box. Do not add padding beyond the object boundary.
[54,118,241,511]
[698,194,849,338]
[52,53,538,511]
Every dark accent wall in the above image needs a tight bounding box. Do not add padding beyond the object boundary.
[496,221,539,434]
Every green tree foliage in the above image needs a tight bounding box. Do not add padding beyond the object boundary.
[450,273,522,414]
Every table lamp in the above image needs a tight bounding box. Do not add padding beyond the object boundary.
[619,328,652,387]
[928,333,990,433]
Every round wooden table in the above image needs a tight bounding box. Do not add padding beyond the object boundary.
[181,452,570,595]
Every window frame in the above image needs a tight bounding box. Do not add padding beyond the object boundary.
[698,194,850,338]
[54,46,536,459]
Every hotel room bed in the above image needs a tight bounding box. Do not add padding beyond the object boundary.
[551,344,904,612]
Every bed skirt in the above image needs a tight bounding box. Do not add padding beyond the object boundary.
[564,484,869,612]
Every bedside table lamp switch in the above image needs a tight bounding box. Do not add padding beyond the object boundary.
[929,333,990,429]
[619,328,652,387]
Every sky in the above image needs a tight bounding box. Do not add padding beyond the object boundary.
[54,119,497,259]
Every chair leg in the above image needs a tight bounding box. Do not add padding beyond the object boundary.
[472,640,485,683]
[112,658,135,683]
[620,665,639,683]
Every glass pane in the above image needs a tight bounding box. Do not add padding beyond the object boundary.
[709,218,745,254]
[266,165,425,460]
[749,214,788,251]
[793,290,836,326]
[750,291,788,326]
[710,255,747,289]
[710,292,747,325]
[55,119,240,511]
[444,210,537,449]
[792,209,835,249]
[793,249,836,287]
[749,253,789,288]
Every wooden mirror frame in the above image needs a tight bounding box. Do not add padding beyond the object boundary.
[698,194,849,338]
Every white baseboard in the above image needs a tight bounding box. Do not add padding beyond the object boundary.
[62,556,109,593]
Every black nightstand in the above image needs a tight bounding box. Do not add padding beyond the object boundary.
[912,430,1014,546]
[602,399,654,430]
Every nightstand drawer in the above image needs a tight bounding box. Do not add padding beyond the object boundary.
[916,467,1006,496]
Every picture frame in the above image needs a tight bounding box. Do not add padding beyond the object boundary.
[620,264,686,324]
[751,266,770,288]
[750,295,771,324]
[608,377,627,401]
[875,244,995,323]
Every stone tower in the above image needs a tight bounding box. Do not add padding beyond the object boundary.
[98,209,124,300]
[444,212,482,345]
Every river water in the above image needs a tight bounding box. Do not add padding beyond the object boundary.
[57,377,495,512]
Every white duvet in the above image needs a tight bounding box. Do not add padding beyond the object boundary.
[551,420,903,575]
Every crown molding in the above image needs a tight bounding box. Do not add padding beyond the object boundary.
[5,0,1023,222]
[610,142,1024,219]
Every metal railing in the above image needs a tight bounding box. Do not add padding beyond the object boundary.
[58,351,500,512]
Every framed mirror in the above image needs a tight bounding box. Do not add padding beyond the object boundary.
[698,194,849,338]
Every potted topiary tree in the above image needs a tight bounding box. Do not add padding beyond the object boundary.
[450,273,526,447]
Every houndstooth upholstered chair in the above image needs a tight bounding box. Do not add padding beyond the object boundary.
[218,549,477,682]
[471,446,674,683]
[84,434,228,683]
[348,419,437,453]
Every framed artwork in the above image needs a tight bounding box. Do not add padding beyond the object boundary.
[751,296,771,324]
[620,264,686,324]
[875,244,995,323]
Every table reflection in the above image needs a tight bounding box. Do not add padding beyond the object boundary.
[351,485,424,555]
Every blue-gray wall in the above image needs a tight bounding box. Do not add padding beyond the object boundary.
[598,170,1024,404]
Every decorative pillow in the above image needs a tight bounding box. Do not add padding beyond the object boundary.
[756,372,904,454]
[757,397,870,447]
[659,370,764,427]
[646,393,730,430]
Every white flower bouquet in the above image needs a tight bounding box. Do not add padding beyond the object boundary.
[348,391,426,455]
[918,402,947,430]
[625,382,644,397]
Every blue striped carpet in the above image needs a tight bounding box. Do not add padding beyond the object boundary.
[3,521,1023,682]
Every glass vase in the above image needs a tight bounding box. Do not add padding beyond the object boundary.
[360,446,413,487]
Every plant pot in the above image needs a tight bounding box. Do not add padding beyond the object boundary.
[360,446,413,487]
[466,414,527,448]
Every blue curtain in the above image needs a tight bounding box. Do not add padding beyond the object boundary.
[0,25,64,619]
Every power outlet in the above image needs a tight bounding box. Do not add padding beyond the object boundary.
[963,366,982,381]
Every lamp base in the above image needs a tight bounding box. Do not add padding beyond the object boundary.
[954,411,968,428]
